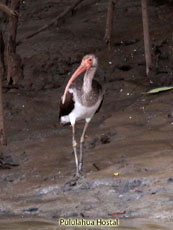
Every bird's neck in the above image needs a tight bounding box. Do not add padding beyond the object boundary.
[83,67,96,94]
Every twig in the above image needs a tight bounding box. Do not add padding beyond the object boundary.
[17,0,85,46]
[93,163,100,171]
[0,2,18,16]
[104,0,116,48]
[0,159,19,169]
[141,0,152,76]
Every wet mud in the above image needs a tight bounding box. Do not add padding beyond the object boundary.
[0,0,173,229]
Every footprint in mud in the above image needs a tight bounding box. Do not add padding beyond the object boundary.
[69,132,113,157]
[86,132,115,150]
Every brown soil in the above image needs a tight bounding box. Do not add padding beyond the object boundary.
[0,0,173,229]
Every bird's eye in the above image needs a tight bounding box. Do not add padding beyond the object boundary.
[88,58,92,62]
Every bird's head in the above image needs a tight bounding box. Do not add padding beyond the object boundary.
[81,54,98,69]
[62,54,98,104]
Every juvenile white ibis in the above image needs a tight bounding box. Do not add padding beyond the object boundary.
[59,54,103,177]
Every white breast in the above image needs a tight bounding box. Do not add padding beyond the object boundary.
[60,89,102,125]
[70,99,101,124]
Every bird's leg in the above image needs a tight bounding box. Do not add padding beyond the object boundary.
[79,121,89,172]
[72,124,80,177]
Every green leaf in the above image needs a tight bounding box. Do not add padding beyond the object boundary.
[146,86,173,94]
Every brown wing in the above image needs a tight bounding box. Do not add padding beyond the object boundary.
[59,91,74,121]
[95,95,104,114]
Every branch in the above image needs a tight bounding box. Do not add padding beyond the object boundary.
[0,2,17,17]
[17,0,85,46]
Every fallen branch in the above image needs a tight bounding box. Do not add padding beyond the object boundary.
[0,2,17,16]
[17,0,85,46]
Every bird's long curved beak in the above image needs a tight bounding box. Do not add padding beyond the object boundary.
[62,62,89,104]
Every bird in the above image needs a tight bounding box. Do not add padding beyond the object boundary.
[59,54,104,178]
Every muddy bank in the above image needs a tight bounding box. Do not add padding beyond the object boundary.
[0,0,173,229]
[1,85,173,223]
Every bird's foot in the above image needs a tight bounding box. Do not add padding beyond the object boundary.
[63,172,83,191]
[63,177,78,190]
[74,169,84,179]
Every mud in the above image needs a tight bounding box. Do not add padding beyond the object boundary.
[0,0,173,229]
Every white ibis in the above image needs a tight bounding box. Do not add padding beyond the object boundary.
[59,54,103,177]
